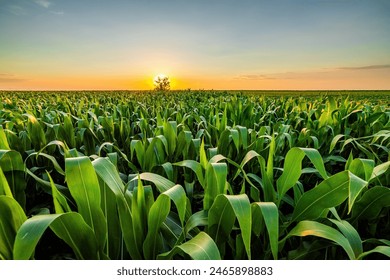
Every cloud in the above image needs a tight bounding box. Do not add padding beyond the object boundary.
[234,64,390,82]
[337,64,390,71]
[234,74,276,80]
[0,73,27,83]
[7,5,27,16]
[34,0,51,9]
[50,11,64,15]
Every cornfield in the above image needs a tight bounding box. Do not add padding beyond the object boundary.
[0,90,389,260]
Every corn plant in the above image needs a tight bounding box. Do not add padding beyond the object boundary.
[0,90,389,260]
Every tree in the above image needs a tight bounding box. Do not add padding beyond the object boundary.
[154,75,170,91]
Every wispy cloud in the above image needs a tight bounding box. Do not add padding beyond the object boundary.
[50,11,64,15]
[234,74,276,80]
[235,64,390,82]
[7,5,27,16]
[34,0,51,9]
[336,64,390,71]
[0,73,27,83]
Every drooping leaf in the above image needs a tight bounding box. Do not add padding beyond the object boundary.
[292,171,367,222]
[284,220,355,260]
[158,232,221,260]
[13,213,98,260]
[351,186,390,223]
[209,194,251,259]
[277,147,328,204]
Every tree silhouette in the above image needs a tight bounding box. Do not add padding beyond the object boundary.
[154,75,170,91]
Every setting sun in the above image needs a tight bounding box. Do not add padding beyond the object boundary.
[153,74,168,83]
[153,74,171,91]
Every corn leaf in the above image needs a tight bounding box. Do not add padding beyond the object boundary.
[0,196,26,260]
[14,213,97,260]
[351,186,390,223]
[251,202,279,259]
[209,194,251,259]
[65,157,107,253]
[92,157,140,259]
[292,171,366,222]
[0,150,26,209]
[284,220,355,259]
[158,232,221,260]
[277,147,328,204]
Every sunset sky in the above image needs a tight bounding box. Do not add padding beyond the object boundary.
[1,0,389,90]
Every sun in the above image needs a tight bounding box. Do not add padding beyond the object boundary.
[153,73,171,91]
[153,73,168,83]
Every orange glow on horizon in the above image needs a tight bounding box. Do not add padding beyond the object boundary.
[1,69,389,91]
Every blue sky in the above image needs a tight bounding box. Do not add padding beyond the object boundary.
[1,0,389,89]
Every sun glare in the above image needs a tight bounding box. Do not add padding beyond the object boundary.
[154,74,167,83]
[153,74,171,91]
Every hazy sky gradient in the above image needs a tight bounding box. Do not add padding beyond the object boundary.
[1,0,389,90]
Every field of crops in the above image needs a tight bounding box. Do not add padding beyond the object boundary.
[0,90,389,260]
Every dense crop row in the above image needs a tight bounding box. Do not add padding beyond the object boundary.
[0,90,389,260]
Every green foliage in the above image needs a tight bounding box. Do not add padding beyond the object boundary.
[0,90,389,259]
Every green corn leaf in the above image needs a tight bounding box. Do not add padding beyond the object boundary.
[39,140,71,158]
[165,185,187,225]
[347,171,369,214]
[329,218,362,258]
[92,157,141,259]
[251,202,279,259]
[135,172,176,193]
[161,213,183,248]
[0,127,10,150]
[158,232,221,260]
[199,138,208,170]
[143,184,187,259]
[183,210,208,237]
[173,160,205,188]
[369,161,390,182]
[351,186,390,223]
[236,125,248,150]
[98,177,121,259]
[0,167,13,197]
[0,150,26,209]
[130,140,145,169]
[14,213,98,260]
[284,220,355,260]
[329,134,344,153]
[47,171,71,214]
[23,113,46,150]
[204,162,228,210]
[292,171,367,222]
[161,162,174,181]
[92,160,123,259]
[27,151,65,175]
[233,150,273,202]
[358,246,390,259]
[348,158,374,181]
[163,121,177,156]
[0,196,27,260]
[266,134,275,186]
[230,128,240,152]
[277,147,328,204]
[209,194,251,259]
[145,135,168,170]
[65,156,107,253]
[143,194,170,259]
[131,178,147,257]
